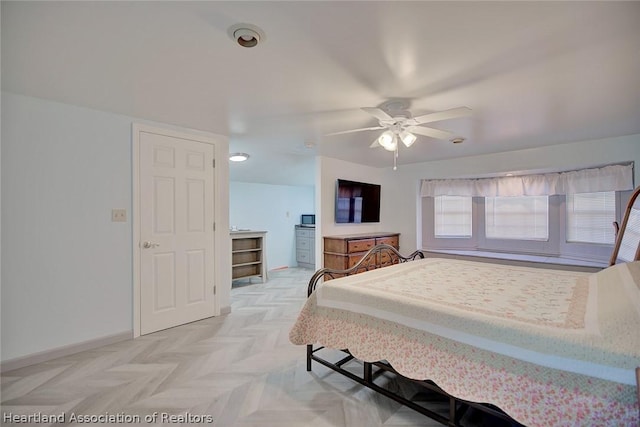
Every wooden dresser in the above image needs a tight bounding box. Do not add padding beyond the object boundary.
[323,232,400,275]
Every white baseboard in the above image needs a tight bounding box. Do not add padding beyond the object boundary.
[1,331,133,373]
[220,306,231,315]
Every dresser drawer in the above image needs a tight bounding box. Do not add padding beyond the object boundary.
[296,229,313,238]
[347,254,367,268]
[297,249,311,263]
[378,251,401,267]
[376,235,399,248]
[296,237,310,249]
[347,238,375,253]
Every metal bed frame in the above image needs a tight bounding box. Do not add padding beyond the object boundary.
[304,184,640,424]
[305,243,524,427]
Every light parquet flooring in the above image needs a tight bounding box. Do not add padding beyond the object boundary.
[2,268,489,427]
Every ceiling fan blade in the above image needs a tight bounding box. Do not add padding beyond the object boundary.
[361,107,393,121]
[325,126,385,136]
[406,125,454,140]
[413,107,472,124]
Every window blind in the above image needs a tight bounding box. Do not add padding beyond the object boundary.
[485,196,549,240]
[434,196,472,238]
[566,191,616,244]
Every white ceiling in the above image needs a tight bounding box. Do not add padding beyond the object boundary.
[3,2,640,186]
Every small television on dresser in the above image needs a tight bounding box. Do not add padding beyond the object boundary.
[335,179,381,223]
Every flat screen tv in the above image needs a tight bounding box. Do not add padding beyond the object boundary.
[335,179,381,223]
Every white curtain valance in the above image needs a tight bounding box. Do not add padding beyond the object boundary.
[420,164,634,197]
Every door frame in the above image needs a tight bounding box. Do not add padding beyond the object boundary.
[132,123,229,338]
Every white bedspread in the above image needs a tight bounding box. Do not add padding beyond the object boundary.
[290,258,640,426]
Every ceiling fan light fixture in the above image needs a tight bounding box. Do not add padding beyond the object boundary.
[378,131,397,151]
[399,131,417,147]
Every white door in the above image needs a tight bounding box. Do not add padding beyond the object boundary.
[139,130,215,335]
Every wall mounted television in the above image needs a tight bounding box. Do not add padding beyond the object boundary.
[335,179,381,223]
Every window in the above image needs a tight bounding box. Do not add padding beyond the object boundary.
[434,196,472,238]
[420,164,633,264]
[566,191,616,244]
[424,192,628,263]
[485,196,549,241]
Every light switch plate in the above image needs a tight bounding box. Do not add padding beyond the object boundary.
[112,209,127,222]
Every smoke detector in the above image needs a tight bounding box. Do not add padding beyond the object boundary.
[227,23,266,48]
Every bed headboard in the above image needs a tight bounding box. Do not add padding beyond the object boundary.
[610,185,640,265]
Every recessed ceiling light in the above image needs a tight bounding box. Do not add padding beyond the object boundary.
[229,153,250,162]
[451,137,465,144]
[227,23,266,48]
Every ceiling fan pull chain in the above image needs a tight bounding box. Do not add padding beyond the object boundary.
[393,146,398,171]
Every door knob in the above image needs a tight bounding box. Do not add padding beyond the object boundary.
[142,241,160,249]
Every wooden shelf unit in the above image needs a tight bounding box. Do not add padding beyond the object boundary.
[231,231,267,282]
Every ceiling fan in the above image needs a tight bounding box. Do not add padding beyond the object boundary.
[326,101,471,153]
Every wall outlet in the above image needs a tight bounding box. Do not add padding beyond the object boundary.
[112,208,127,222]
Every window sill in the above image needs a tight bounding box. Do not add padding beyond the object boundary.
[422,249,607,272]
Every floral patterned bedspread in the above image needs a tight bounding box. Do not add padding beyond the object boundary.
[289,258,640,426]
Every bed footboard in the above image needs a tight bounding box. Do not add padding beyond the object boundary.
[307,243,424,297]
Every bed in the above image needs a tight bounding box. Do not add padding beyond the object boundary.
[289,188,640,427]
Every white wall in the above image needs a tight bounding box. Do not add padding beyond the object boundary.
[1,92,230,362]
[1,92,133,361]
[229,181,314,269]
